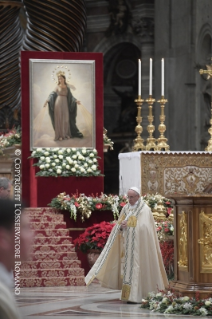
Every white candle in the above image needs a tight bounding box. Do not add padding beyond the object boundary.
[161,58,164,96]
[149,58,152,95]
[138,59,141,96]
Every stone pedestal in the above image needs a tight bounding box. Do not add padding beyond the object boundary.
[170,195,212,298]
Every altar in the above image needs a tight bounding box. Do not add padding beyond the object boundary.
[119,151,212,196]
[119,150,212,297]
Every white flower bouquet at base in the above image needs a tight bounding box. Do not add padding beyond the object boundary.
[29,147,102,177]
[141,290,212,316]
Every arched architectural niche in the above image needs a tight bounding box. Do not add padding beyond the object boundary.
[197,23,212,62]
[196,23,212,149]
[93,34,141,56]
[100,40,141,134]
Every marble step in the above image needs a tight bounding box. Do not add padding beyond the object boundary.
[20,268,84,277]
[30,222,67,230]
[25,208,58,215]
[32,244,75,253]
[28,251,77,262]
[21,260,81,270]
[20,276,85,287]
[30,215,64,222]
[34,229,70,237]
[34,236,72,245]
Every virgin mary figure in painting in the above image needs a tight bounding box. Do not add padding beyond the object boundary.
[44,71,83,141]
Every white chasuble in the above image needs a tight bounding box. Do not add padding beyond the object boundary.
[85,199,168,303]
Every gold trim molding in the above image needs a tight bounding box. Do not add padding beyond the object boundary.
[178,211,188,271]
[198,211,212,273]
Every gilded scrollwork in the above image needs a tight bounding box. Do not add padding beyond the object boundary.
[178,211,188,271]
[198,211,212,273]
[141,153,212,195]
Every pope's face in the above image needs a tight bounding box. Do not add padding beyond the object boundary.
[127,190,139,206]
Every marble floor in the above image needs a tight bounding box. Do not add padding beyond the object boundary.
[16,282,199,319]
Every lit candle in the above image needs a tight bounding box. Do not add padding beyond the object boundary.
[161,58,164,96]
[138,59,141,96]
[149,58,152,96]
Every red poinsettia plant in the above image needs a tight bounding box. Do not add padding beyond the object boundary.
[74,221,116,253]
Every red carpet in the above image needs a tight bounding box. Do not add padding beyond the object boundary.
[20,208,85,287]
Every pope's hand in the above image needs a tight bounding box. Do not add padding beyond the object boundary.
[121,220,128,229]
[43,101,48,107]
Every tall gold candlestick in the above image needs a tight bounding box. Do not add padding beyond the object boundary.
[156,96,170,151]
[133,95,145,151]
[145,95,157,151]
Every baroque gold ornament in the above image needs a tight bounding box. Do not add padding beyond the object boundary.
[178,211,188,271]
[133,95,146,151]
[156,97,170,151]
[152,199,167,220]
[145,96,157,151]
[199,62,212,80]
[198,211,212,273]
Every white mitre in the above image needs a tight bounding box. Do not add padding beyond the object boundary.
[129,186,140,195]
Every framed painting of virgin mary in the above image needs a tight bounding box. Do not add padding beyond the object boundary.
[29,58,96,150]
[21,52,103,206]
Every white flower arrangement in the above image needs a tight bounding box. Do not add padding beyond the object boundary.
[30,147,102,177]
[142,291,212,316]
[0,126,21,154]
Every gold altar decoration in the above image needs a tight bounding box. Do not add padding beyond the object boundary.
[145,96,157,151]
[133,95,145,151]
[156,97,170,151]
[198,211,212,273]
[170,196,212,298]
[167,209,174,222]
[199,61,212,151]
[178,211,188,271]
[103,127,114,152]
[140,153,212,196]
[152,199,167,220]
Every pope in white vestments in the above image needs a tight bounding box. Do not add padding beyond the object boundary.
[85,187,169,303]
